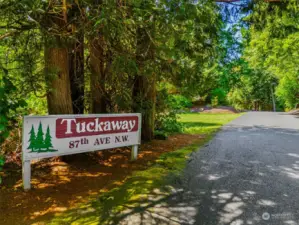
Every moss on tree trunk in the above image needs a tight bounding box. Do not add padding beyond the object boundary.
[89,37,107,113]
[45,44,73,115]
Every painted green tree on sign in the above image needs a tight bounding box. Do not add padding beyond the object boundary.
[28,125,36,152]
[44,126,53,150]
[35,122,44,151]
[27,122,57,153]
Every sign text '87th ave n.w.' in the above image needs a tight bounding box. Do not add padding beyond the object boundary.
[22,113,141,190]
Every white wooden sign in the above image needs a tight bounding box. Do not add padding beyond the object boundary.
[22,113,141,190]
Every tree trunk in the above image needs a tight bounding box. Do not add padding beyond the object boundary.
[69,38,84,114]
[132,27,156,141]
[132,75,156,141]
[270,83,276,112]
[45,44,73,114]
[44,0,73,115]
[89,37,107,113]
[69,28,84,114]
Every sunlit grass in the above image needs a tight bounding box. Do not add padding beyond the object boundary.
[179,113,242,135]
[47,113,242,225]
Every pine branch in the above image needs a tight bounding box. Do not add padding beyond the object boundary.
[0,30,19,40]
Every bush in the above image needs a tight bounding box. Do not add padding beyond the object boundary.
[211,88,227,105]
[211,96,219,108]
[276,75,299,110]
[155,112,183,137]
[168,95,192,110]
[155,89,184,138]
[0,75,27,143]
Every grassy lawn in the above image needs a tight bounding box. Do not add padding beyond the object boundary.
[47,113,242,225]
[180,113,242,135]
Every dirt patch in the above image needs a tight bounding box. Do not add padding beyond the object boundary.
[288,109,299,115]
[0,134,203,225]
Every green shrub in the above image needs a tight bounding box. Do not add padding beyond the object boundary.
[211,88,227,105]
[0,72,27,178]
[211,96,219,108]
[155,89,184,137]
[155,112,183,135]
[168,94,192,110]
[0,75,27,142]
[276,75,299,110]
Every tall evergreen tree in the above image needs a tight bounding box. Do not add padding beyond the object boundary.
[44,0,74,115]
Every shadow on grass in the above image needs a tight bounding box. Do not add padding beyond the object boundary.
[181,122,223,135]
[179,113,243,135]
[182,122,221,128]
[48,143,204,225]
[181,122,221,128]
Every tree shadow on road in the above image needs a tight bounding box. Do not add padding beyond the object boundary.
[168,125,299,225]
[45,125,299,225]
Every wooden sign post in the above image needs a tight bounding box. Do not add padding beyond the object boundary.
[22,113,141,190]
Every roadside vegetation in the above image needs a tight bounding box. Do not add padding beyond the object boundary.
[1,1,299,171]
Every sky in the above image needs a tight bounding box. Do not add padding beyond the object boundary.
[218,1,252,61]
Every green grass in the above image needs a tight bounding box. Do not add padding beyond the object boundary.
[180,113,242,135]
[47,113,242,225]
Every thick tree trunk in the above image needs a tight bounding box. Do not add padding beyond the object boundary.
[44,0,73,115]
[132,75,156,141]
[89,37,107,113]
[69,32,84,114]
[133,27,156,141]
[68,2,85,114]
[45,44,73,114]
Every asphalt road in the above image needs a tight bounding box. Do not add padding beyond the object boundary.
[120,112,299,225]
